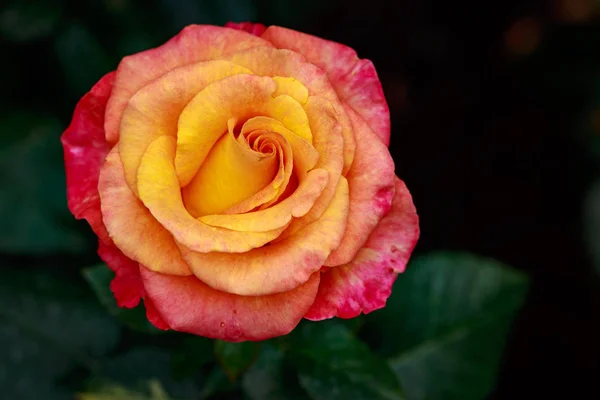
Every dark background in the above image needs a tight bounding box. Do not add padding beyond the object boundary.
[1,0,599,398]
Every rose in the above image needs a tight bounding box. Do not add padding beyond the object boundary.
[61,22,420,341]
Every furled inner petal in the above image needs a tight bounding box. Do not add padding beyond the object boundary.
[179,176,350,296]
[182,120,283,218]
[118,60,252,195]
[175,74,312,187]
[136,135,288,253]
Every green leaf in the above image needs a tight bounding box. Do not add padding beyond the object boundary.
[0,112,89,254]
[79,380,176,400]
[214,340,261,381]
[83,264,161,334]
[365,252,529,400]
[0,0,63,42]
[242,344,309,400]
[288,321,405,400]
[198,366,238,400]
[0,267,120,400]
[171,336,214,379]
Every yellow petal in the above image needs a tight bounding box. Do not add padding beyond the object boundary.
[272,76,309,104]
[182,127,279,217]
[199,168,328,232]
[179,176,349,296]
[175,74,312,187]
[118,60,252,195]
[137,135,288,253]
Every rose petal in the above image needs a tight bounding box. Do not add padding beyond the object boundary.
[225,22,267,36]
[175,74,312,186]
[137,135,288,252]
[180,177,348,296]
[305,178,419,320]
[61,72,114,244]
[262,26,390,146]
[99,147,192,276]
[222,46,356,174]
[143,297,170,330]
[199,168,328,232]
[105,25,272,144]
[119,60,252,194]
[140,267,321,342]
[325,105,396,266]
[97,240,144,309]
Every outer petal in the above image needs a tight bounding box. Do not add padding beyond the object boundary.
[97,240,144,309]
[143,297,170,330]
[225,22,267,36]
[105,25,273,144]
[140,267,321,342]
[305,178,419,320]
[61,72,114,244]
[99,147,192,276]
[325,105,396,266]
[262,26,390,146]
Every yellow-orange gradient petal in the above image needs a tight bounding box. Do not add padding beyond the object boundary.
[175,74,312,187]
[119,60,252,194]
[98,148,191,276]
[105,25,272,144]
[272,76,309,104]
[199,168,328,232]
[182,124,281,217]
[140,267,320,342]
[281,95,344,239]
[222,46,355,174]
[179,176,349,296]
[137,135,287,253]
[325,105,396,266]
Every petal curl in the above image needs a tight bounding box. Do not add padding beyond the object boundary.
[61,72,114,244]
[119,60,252,194]
[225,22,267,36]
[175,74,312,186]
[137,135,287,253]
[140,267,321,342]
[305,178,419,320]
[262,26,390,146]
[105,25,272,144]
[180,177,348,296]
[97,240,144,309]
[99,147,192,276]
[325,105,396,266]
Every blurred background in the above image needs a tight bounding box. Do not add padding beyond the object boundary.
[1,0,599,399]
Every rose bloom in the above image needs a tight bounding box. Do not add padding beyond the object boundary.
[62,22,419,342]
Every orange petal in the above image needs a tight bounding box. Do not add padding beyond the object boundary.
[139,266,320,342]
[222,46,355,174]
[199,168,328,232]
[98,147,192,276]
[137,135,286,253]
[325,105,396,266]
[175,74,312,186]
[119,60,252,194]
[105,25,272,144]
[180,176,349,296]
[262,26,390,146]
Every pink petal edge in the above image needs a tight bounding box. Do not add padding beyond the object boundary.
[305,177,419,320]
